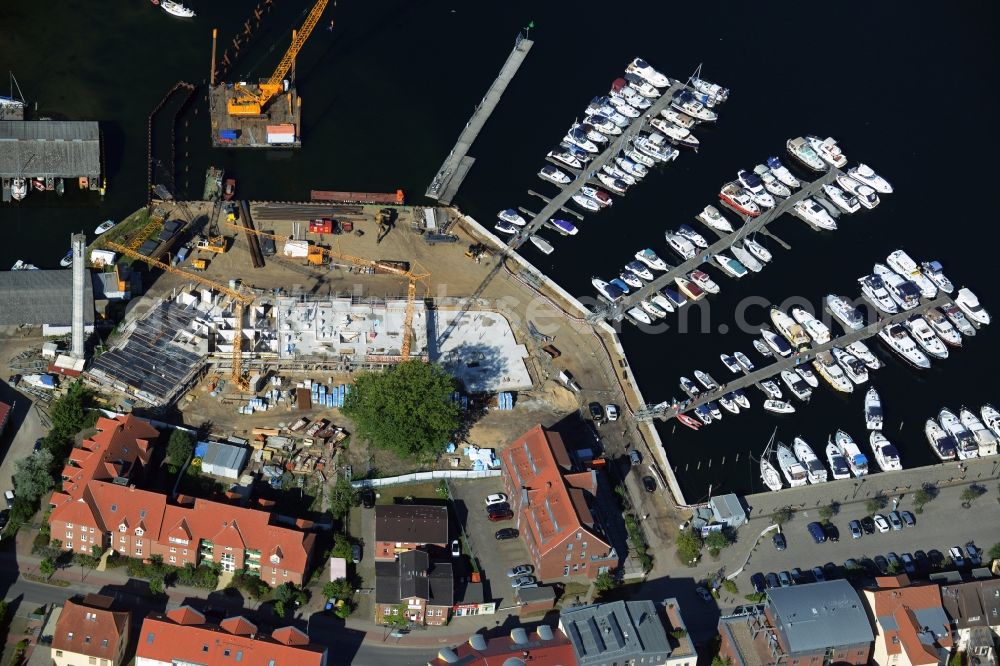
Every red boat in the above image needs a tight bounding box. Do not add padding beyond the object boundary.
[718,182,760,217]
[677,413,701,430]
[222,178,236,201]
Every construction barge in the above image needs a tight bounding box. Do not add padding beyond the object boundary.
[309,189,405,205]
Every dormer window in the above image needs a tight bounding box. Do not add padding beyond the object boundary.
[270,554,280,564]
[119,524,127,533]
[135,527,144,536]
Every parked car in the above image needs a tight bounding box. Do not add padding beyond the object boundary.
[966,543,982,567]
[873,514,890,533]
[859,558,880,578]
[772,532,787,551]
[351,543,362,564]
[900,510,915,527]
[605,404,619,421]
[589,402,605,422]
[790,567,806,584]
[823,523,840,542]
[901,553,917,575]
[811,566,826,582]
[873,555,890,575]
[860,516,876,534]
[913,550,931,573]
[848,520,862,540]
[806,522,827,544]
[823,562,839,579]
[844,558,861,574]
[3,490,13,508]
[495,528,519,540]
[628,450,642,466]
[485,493,508,506]
[33,438,43,453]
[886,552,902,571]
[750,573,766,593]
[488,510,514,522]
[451,539,461,558]
[778,571,793,587]
[887,511,903,531]
[510,575,537,589]
[948,546,966,568]
[642,476,657,492]
[507,564,534,578]
[360,488,376,509]
[928,549,945,568]
[765,572,780,589]
[487,502,511,515]
[0,510,8,530]
[696,586,713,602]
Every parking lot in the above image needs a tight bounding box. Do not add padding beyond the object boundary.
[448,477,533,611]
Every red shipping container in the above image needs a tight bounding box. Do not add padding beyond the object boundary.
[309,218,333,234]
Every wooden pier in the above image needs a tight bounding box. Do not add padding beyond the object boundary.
[425,34,534,204]
[641,293,955,422]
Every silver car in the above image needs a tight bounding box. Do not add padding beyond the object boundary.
[507,564,534,578]
[510,575,537,588]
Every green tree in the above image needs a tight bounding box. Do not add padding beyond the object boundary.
[866,495,887,516]
[333,602,353,619]
[705,531,730,557]
[595,571,617,592]
[913,485,937,513]
[149,576,165,595]
[13,449,55,504]
[988,543,1000,561]
[331,536,353,560]
[712,657,733,666]
[343,361,459,461]
[961,485,986,507]
[772,506,794,526]
[323,578,353,600]
[328,476,357,521]
[818,502,839,522]
[273,601,286,619]
[166,429,195,468]
[721,579,738,595]
[273,583,306,615]
[39,558,56,578]
[675,528,702,566]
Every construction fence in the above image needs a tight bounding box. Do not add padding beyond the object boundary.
[351,469,500,489]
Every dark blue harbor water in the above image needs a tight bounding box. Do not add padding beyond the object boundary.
[2,1,998,498]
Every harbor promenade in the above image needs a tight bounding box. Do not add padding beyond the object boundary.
[425,34,534,204]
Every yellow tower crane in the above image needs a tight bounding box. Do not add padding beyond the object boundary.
[227,0,330,116]
[222,223,429,360]
[101,240,255,391]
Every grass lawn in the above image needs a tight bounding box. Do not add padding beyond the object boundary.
[372,481,443,505]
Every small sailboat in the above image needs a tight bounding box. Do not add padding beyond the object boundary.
[760,431,784,492]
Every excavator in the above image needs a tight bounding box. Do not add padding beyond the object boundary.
[227,0,330,116]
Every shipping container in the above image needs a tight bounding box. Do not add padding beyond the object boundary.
[282,240,310,258]
[220,129,240,140]
[266,123,296,144]
[309,219,333,234]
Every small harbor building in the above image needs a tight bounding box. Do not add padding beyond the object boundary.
[0,120,101,185]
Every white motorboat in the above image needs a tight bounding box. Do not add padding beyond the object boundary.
[825,442,853,480]
[961,407,998,457]
[635,248,668,271]
[878,324,931,369]
[924,309,963,347]
[834,429,869,477]
[731,245,763,273]
[679,376,701,397]
[765,156,801,188]
[493,221,518,236]
[718,393,740,414]
[664,231,697,259]
[548,150,583,170]
[650,118,700,149]
[691,76,729,103]
[941,303,976,337]
[615,156,648,179]
[981,404,1000,442]
[571,193,601,212]
[759,379,783,399]
[582,124,609,145]
[592,278,625,302]
[718,183,761,217]
[806,135,848,168]
[794,366,819,388]
[792,438,828,484]
[780,370,812,401]
[695,370,719,391]
[161,0,196,18]
[588,114,624,135]
[612,85,651,110]
[498,209,526,226]
[689,269,720,294]
[821,184,861,213]
[11,178,27,201]
[633,135,677,163]
[832,347,869,384]
[886,249,937,299]
[602,164,636,186]
[761,328,792,358]
[793,199,837,231]
[753,164,792,198]
[95,220,116,235]
[834,174,880,209]
[731,389,750,409]
[786,136,827,172]
[619,271,643,289]
[825,294,865,331]
[713,253,748,279]
[697,205,734,233]
[529,236,554,255]
[905,315,949,359]
[792,307,831,344]
[925,418,958,461]
[622,72,660,98]
[547,219,579,236]
[624,260,653,281]
[539,164,572,185]
[753,339,773,358]
[939,407,979,460]
[675,276,706,302]
[847,340,882,370]
[625,147,656,169]
[10,260,38,271]
[865,387,883,430]
[597,172,628,194]
[736,170,776,209]
[776,443,808,486]
[848,163,893,194]
[770,307,811,351]
[734,352,755,373]
[59,251,73,267]
[812,351,854,393]
[693,405,712,425]
[659,108,697,129]
[955,287,990,326]
[627,307,652,325]
[587,97,629,126]
[765,399,796,415]
[671,90,717,122]
[874,264,921,311]
[650,292,675,314]
[678,224,708,249]
[609,96,640,118]
[859,274,899,315]
[720,353,742,374]
[627,58,670,88]
[920,260,954,294]
[564,126,598,153]
[870,432,903,471]
[743,237,772,263]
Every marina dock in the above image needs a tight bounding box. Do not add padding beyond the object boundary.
[638,292,955,422]
[425,34,534,204]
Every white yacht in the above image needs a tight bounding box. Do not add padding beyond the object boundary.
[758,379,783,399]
[539,164,572,185]
[753,164,792,198]
[691,76,729,103]
[95,220,116,235]
[615,157,648,179]
[761,328,793,358]
[498,209,526,226]
[529,236,554,255]
[613,86,651,110]
[619,271,643,289]
[11,178,27,201]
[753,339,773,357]
[161,0,196,18]
[847,340,883,370]
[664,231,697,259]
[848,163,893,194]
[939,407,979,460]
[625,260,654,281]
[571,193,601,212]
[793,199,837,231]
[720,353,742,374]
[765,156,801,188]
[679,377,701,396]
[878,324,931,368]
[905,315,949,359]
[981,404,1000,442]
[835,174,880,209]
[886,249,937,298]
[764,399,796,415]
[825,294,865,331]
[564,125,599,153]
[659,108,697,129]
[941,303,976,337]
[822,184,861,213]
[795,366,819,388]
[731,245,763,273]
[635,248,669,271]
[609,96,641,118]
[859,274,899,315]
[955,287,990,326]
[713,253,748,279]
[719,182,761,217]
[650,292,676,314]
[813,351,854,393]
[718,393,740,414]
[734,352,755,373]
[870,432,903,471]
[780,370,813,401]
[825,442,853,480]
[792,307,832,344]
[494,221,518,235]
[924,309,963,347]
[743,237,772,263]
[832,347,869,384]
[622,72,661,98]
[582,123,610,145]
[597,172,628,194]
[588,114,624,135]
[865,387,883,430]
[961,407,998,457]
[793,438,828,484]
[786,136,828,172]
[920,260,954,294]
[925,419,957,462]
[736,170,776,208]
[602,164,636,186]
[592,278,625,302]
[671,90,717,122]
[732,389,751,409]
[834,430,869,477]
[650,118,700,149]
[770,308,810,351]
[678,224,708,249]
[627,307,652,325]
[694,370,719,391]
[548,149,584,170]
[627,58,670,88]
[625,147,656,168]
[776,443,808,486]
[697,205,734,233]
[633,135,678,163]
[806,136,848,168]
[873,263,921,310]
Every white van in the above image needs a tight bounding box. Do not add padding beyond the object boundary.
[558,370,582,393]
[4,490,14,507]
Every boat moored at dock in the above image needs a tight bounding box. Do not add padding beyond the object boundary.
[878,324,931,369]
[865,387,883,430]
[870,432,903,471]
[793,437,828,484]
[813,350,854,393]
[786,136,828,172]
[833,429,869,476]
[961,407,998,457]
[776,442,808,485]
[825,442,852,480]
[925,419,957,461]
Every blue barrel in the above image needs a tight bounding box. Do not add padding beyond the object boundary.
[326,394,334,408]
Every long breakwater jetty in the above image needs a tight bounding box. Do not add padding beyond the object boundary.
[640,292,955,422]
[425,34,534,205]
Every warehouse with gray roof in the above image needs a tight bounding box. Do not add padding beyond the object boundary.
[0,269,95,335]
[0,121,101,180]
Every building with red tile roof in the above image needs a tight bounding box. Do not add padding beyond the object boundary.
[48,417,315,586]
[863,576,954,666]
[373,504,449,561]
[499,425,616,581]
[135,607,327,666]
[52,594,130,666]
[427,626,576,666]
